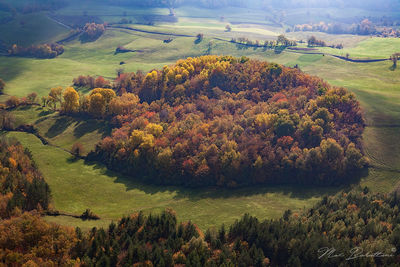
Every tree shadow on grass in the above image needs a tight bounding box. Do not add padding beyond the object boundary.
[74,119,111,139]
[17,105,32,111]
[45,117,74,138]
[37,109,55,117]
[83,160,179,196]
[82,158,362,203]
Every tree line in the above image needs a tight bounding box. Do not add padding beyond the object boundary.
[231,34,297,49]
[45,56,367,187]
[0,138,51,219]
[306,36,343,49]
[2,185,400,266]
[293,19,400,38]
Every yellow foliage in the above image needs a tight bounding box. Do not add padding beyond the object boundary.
[130,130,146,147]
[145,123,163,137]
[140,134,155,150]
[175,74,183,84]
[62,87,79,113]
[89,93,105,116]
[130,130,155,150]
[255,113,278,128]
[90,88,116,103]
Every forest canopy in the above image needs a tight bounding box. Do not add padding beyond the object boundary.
[52,56,368,187]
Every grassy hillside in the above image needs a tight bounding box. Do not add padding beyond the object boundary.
[0,13,69,46]
[10,106,110,155]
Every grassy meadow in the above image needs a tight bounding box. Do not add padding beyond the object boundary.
[3,131,331,230]
[0,13,70,46]
[0,3,399,230]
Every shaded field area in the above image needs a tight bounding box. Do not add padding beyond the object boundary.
[3,131,333,231]
[10,106,110,155]
[0,12,70,46]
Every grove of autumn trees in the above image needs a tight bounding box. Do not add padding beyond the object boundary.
[80,23,106,42]
[48,56,367,187]
[0,138,51,219]
[8,43,64,59]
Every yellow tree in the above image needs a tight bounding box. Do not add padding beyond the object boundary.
[89,93,106,117]
[90,88,116,114]
[90,88,116,104]
[62,87,80,113]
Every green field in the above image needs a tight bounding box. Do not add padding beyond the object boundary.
[3,131,332,231]
[0,13,70,46]
[1,3,400,231]
[314,37,400,59]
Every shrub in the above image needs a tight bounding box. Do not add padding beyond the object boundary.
[80,209,100,220]
[71,143,84,158]
[6,96,20,108]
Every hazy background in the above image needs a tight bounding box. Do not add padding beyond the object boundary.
[1,0,399,10]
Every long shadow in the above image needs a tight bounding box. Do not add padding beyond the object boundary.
[37,109,55,117]
[83,158,353,203]
[84,159,183,196]
[45,117,73,138]
[74,119,111,138]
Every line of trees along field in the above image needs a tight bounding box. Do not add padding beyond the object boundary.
[42,55,367,187]
[2,183,400,265]
[8,43,64,59]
